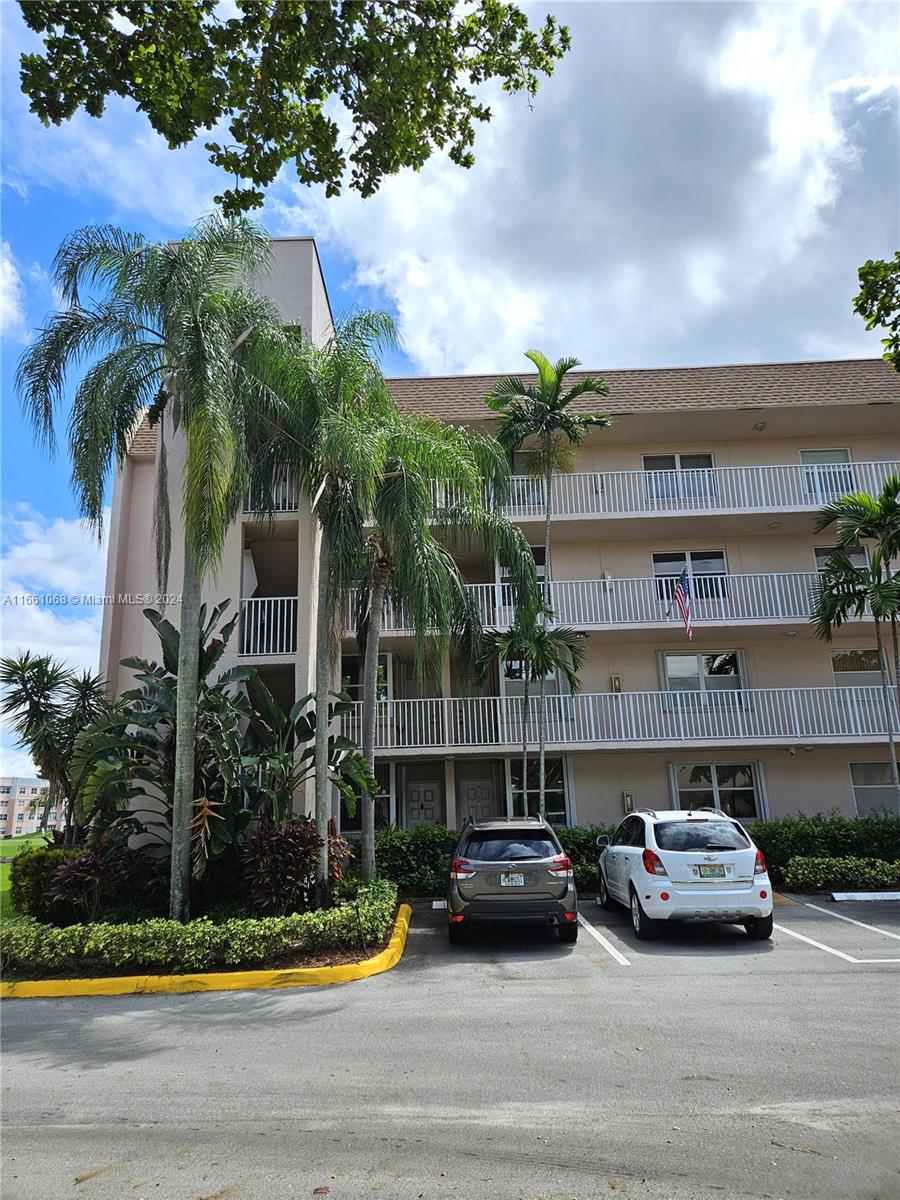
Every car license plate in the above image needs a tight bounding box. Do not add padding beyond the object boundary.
[698,864,726,879]
[500,873,525,887]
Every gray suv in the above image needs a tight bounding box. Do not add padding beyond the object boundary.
[447,817,579,944]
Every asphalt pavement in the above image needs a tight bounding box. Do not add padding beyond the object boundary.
[2,895,899,1200]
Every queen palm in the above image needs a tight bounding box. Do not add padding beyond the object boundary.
[16,216,289,919]
[810,550,900,806]
[485,350,609,813]
[353,414,539,879]
[252,311,397,900]
[476,607,585,818]
[816,474,900,706]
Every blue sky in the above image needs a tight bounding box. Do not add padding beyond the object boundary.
[1,1,897,773]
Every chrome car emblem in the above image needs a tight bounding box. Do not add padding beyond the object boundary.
[507,863,518,871]
[704,854,717,861]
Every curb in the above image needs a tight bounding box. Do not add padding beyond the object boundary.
[0,903,412,1001]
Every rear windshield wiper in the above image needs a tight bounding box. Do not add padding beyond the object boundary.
[703,842,743,850]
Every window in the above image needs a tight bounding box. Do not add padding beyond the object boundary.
[654,819,750,851]
[0,801,7,809]
[341,763,392,833]
[612,815,645,847]
[462,831,560,861]
[509,758,568,826]
[496,547,546,610]
[815,546,868,573]
[643,453,717,503]
[831,648,881,687]
[0,787,10,795]
[673,763,761,819]
[662,651,742,704]
[800,449,854,500]
[508,453,547,509]
[652,550,728,603]
[850,763,898,816]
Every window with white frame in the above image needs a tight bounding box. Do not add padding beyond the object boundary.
[508,453,547,509]
[652,550,728,603]
[496,547,547,610]
[672,762,761,819]
[831,648,881,687]
[850,763,897,816]
[643,453,717,502]
[814,546,868,573]
[662,651,743,704]
[341,763,393,833]
[508,757,568,826]
[0,786,10,795]
[800,449,854,500]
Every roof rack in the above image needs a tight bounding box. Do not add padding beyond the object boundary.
[634,808,657,817]
[688,807,720,815]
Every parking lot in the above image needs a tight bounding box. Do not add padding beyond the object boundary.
[2,895,898,1200]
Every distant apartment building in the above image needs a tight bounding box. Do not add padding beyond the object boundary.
[99,240,900,832]
[0,777,53,837]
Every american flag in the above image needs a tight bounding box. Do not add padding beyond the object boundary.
[670,568,693,639]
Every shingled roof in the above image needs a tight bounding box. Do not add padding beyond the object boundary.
[128,412,157,455]
[387,358,900,421]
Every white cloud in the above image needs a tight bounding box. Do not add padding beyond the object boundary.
[0,240,28,341]
[271,1,897,374]
[1,503,108,674]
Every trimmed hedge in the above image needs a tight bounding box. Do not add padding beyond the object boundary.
[556,824,614,891]
[748,813,900,884]
[373,823,453,895]
[782,856,900,893]
[0,880,397,978]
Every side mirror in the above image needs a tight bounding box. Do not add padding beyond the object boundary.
[442,839,456,855]
[596,835,610,850]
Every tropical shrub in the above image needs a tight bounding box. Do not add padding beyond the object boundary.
[748,813,900,883]
[11,844,166,925]
[241,818,323,915]
[10,847,81,923]
[782,856,900,893]
[556,824,615,891]
[373,823,454,895]
[0,880,398,977]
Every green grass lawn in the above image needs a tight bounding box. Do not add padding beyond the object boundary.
[0,833,51,919]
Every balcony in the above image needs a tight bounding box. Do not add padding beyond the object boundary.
[501,460,899,521]
[340,686,899,755]
[240,596,297,656]
[345,572,867,635]
[243,468,300,514]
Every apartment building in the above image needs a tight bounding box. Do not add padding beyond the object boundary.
[0,777,53,838]
[99,240,900,833]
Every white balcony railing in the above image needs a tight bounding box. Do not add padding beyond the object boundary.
[340,686,899,751]
[240,596,298,655]
[244,468,300,513]
[344,572,865,634]
[499,460,899,520]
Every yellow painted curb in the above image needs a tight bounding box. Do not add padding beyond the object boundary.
[0,903,412,1001]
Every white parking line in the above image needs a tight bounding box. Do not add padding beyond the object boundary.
[802,902,900,941]
[774,922,900,965]
[577,913,631,966]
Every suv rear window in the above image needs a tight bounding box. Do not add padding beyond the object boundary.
[654,820,750,852]
[463,832,559,861]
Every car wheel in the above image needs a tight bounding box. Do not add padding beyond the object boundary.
[744,913,774,940]
[597,870,615,911]
[448,922,466,945]
[558,922,578,944]
[629,888,660,940]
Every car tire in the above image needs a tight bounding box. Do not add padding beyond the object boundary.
[744,913,774,940]
[598,870,615,911]
[629,888,660,940]
[558,922,578,944]
[448,921,466,945]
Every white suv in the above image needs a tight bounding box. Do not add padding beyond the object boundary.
[596,809,773,940]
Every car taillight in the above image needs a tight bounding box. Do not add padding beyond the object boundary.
[548,855,574,877]
[642,848,668,877]
[451,858,475,880]
[754,849,767,876]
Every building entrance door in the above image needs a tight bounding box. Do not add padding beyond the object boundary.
[407,781,442,827]
[459,779,499,823]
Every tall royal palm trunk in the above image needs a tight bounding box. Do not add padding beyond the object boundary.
[521,674,531,816]
[169,533,203,922]
[874,619,900,805]
[360,567,389,882]
[538,460,553,817]
[313,524,333,904]
[890,613,900,711]
[39,778,54,833]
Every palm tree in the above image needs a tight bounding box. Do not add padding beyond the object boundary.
[16,216,290,919]
[0,652,109,844]
[816,474,900,707]
[252,311,397,901]
[476,606,585,818]
[353,414,539,879]
[810,550,900,807]
[485,350,609,813]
